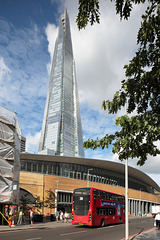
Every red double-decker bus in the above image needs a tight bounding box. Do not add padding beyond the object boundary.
[72,187,125,227]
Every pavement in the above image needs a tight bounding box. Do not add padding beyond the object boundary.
[0,220,72,232]
[130,227,160,240]
[0,219,160,239]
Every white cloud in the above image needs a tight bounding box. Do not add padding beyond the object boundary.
[0,57,11,83]
[45,23,58,73]
[118,141,160,186]
[65,1,146,110]
[82,107,118,141]
[108,153,160,186]
[0,18,50,142]
[26,131,41,153]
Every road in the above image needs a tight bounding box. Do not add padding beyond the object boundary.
[0,217,154,240]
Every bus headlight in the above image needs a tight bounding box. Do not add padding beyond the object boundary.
[89,214,91,221]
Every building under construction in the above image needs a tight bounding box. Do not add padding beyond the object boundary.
[0,106,21,224]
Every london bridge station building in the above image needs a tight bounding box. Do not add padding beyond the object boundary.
[20,153,160,216]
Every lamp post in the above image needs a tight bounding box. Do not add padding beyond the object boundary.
[55,180,59,212]
[87,168,93,187]
[125,158,129,240]
[125,102,129,240]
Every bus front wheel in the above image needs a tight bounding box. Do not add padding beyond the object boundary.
[101,219,105,227]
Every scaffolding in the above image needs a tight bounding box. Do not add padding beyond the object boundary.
[0,105,21,205]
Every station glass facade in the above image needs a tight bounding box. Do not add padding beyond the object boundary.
[20,159,154,194]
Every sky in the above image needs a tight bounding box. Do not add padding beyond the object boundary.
[0,0,160,187]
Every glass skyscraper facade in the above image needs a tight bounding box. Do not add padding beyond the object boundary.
[39,10,84,158]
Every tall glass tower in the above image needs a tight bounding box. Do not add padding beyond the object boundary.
[39,10,84,158]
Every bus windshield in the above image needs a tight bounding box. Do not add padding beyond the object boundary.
[73,188,91,216]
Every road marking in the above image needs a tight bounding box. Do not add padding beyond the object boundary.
[60,230,87,236]
[26,238,42,240]
[97,226,114,230]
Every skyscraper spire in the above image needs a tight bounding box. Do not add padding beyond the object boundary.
[39,10,84,158]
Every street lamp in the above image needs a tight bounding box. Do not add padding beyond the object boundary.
[55,180,59,212]
[87,168,93,187]
[125,102,129,240]
[125,158,129,240]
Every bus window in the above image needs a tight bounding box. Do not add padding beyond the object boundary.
[109,193,112,200]
[100,209,103,216]
[108,208,116,215]
[93,189,98,198]
[118,196,125,202]
[105,192,109,199]
[103,209,106,215]
[113,194,118,201]
[97,207,108,216]
[97,190,101,198]
[100,191,106,199]
[73,188,91,216]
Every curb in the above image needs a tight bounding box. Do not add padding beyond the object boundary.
[0,222,72,233]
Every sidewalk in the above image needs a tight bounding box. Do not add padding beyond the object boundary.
[0,220,72,232]
[130,228,160,239]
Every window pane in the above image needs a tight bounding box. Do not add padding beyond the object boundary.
[33,163,37,172]
[27,162,31,171]
[48,165,52,174]
[38,163,42,173]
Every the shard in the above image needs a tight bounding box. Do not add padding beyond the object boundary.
[39,10,84,158]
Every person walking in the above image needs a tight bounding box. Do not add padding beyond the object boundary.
[8,215,12,227]
[29,209,34,226]
[55,210,59,222]
[60,210,64,222]
[155,212,160,229]
[17,209,23,225]
[64,211,69,223]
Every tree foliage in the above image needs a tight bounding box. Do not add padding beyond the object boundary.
[76,0,147,29]
[20,193,32,208]
[44,190,55,212]
[78,0,160,165]
[33,195,44,213]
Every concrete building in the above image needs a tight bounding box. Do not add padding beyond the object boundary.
[38,10,84,158]
[20,153,160,216]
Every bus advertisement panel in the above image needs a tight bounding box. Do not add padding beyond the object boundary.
[72,187,125,227]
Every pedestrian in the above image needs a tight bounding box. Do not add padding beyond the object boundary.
[29,209,34,226]
[23,212,26,224]
[60,210,64,222]
[11,214,15,227]
[64,211,69,223]
[55,210,59,222]
[155,212,160,229]
[8,215,12,227]
[17,209,23,225]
